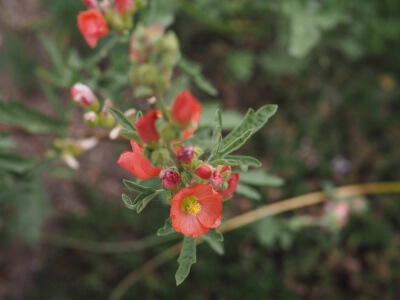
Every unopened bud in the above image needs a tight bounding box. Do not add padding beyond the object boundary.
[115,0,135,14]
[83,111,99,126]
[70,83,97,107]
[177,145,194,164]
[160,169,180,189]
[195,164,213,179]
[210,170,223,190]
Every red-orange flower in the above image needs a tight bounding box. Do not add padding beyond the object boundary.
[77,10,109,48]
[170,184,223,237]
[135,110,160,144]
[171,90,202,138]
[117,140,161,180]
[218,173,239,199]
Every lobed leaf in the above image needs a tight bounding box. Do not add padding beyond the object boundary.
[175,236,196,286]
[220,104,278,150]
[215,129,253,159]
[157,218,176,236]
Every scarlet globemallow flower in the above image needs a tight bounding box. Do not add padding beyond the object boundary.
[115,0,135,14]
[117,140,161,180]
[171,90,202,138]
[135,110,160,144]
[77,10,109,48]
[70,83,96,107]
[218,173,239,199]
[170,184,223,237]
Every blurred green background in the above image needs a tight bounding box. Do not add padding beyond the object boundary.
[0,0,400,299]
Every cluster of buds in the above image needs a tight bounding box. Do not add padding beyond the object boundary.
[78,0,146,48]
[117,89,240,237]
[70,83,116,128]
[129,25,180,97]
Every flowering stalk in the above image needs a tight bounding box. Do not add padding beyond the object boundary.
[68,0,279,286]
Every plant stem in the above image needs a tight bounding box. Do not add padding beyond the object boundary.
[156,94,169,122]
[109,181,400,300]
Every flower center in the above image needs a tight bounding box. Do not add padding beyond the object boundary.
[182,196,201,215]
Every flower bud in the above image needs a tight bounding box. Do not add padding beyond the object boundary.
[115,0,135,14]
[82,0,98,9]
[136,110,160,144]
[195,164,212,179]
[70,83,97,107]
[210,170,223,190]
[177,145,194,164]
[160,169,180,189]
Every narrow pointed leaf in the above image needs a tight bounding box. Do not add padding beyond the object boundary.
[175,236,196,286]
[109,107,136,132]
[239,170,285,187]
[236,183,262,201]
[208,110,222,161]
[119,128,140,141]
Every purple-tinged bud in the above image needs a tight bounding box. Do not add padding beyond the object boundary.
[177,145,194,164]
[160,169,180,189]
[210,170,223,190]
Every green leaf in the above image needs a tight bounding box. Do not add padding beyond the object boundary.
[175,236,197,286]
[119,128,140,141]
[123,179,157,194]
[109,107,136,132]
[236,183,262,201]
[157,218,176,236]
[215,129,253,158]
[178,57,217,96]
[122,194,136,210]
[201,229,224,255]
[225,50,255,82]
[0,101,62,134]
[135,191,161,213]
[208,110,222,161]
[220,105,278,150]
[224,155,262,171]
[239,170,284,187]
